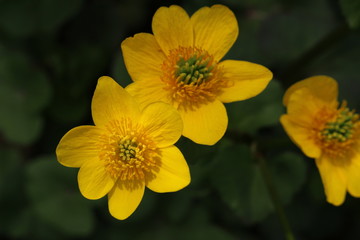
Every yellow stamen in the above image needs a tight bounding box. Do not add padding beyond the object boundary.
[161,46,229,111]
[98,118,160,180]
[314,101,360,159]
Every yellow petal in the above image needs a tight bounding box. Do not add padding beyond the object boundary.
[280,115,321,158]
[180,100,227,145]
[316,156,347,206]
[108,180,145,220]
[140,102,183,148]
[121,33,165,82]
[286,88,332,126]
[146,146,190,193]
[283,75,338,107]
[191,4,238,61]
[217,60,273,103]
[56,126,105,168]
[125,81,169,110]
[78,158,115,200]
[346,153,360,197]
[152,5,193,55]
[92,76,141,126]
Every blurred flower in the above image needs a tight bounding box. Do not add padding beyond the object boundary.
[56,77,190,220]
[280,76,360,205]
[121,4,272,145]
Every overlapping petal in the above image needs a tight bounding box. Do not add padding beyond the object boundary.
[315,156,347,206]
[78,158,115,200]
[92,77,141,126]
[280,115,321,158]
[218,60,273,103]
[191,4,238,61]
[283,75,338,107]
[121,33,165,82]
[286,88,331,126]
[146,146,190,192]
[346,153,360,197]
[152,5,193,55]
[180,100,227,145]
[140,102,183,148]
[108,180,145,220]
[56,126,105,168]
[125,81,169,110]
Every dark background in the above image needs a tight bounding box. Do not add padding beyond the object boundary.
[0,0,359,239]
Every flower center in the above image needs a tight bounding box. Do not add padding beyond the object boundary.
[161,46,228,111]
[99,119,160,181]
[316,102,359,159]
[175,54,214,85]
[321,108,358,143]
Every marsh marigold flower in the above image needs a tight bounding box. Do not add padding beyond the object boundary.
[56,77,190,220]
[121,4,273,145]
[280,76,360,205]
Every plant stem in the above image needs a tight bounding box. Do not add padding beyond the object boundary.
[253,144,296,240]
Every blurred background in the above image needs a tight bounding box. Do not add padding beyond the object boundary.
[0,0,359,239]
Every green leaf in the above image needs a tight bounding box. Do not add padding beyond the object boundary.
[210,143,306,224]
[340,0,360,29]
[26,156,94,236]
[227,80,284,135]
[258,0,335,64]
[0,47,51,144]
[0,148,30,238]
[0,0,83,36]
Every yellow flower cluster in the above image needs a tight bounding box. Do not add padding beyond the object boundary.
[56,4,272,220]
[56,4,358,221]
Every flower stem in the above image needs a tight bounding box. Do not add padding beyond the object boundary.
[252,144,296,240]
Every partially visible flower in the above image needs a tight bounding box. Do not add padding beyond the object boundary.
[121,4,272,145]
[280,76,360,205]
[56,77,190,220]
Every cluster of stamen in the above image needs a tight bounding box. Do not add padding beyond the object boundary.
[99,119,159,180]
[161,46,229,111]
[321,107,358,142]
[316,102,359,158]
[175,54,214,85]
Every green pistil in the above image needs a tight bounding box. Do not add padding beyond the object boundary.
[119,138,137,161]
[321,108,358,142]
[175,55,213,85]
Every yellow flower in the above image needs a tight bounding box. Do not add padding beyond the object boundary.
[56,77,190,220]
[280,76,360,206]
[121,4,273,145]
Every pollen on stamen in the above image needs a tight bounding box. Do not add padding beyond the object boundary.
[161,46,230,111]
[317,101,360,159]
[98,118,159,180]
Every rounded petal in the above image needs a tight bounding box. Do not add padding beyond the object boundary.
[346,153,360,197]
[280,115,321,158]
[78,158,115,200]
[146,146,190,193]
[108,180,145,220]
[315,156,347,206]
[152,5,193,55]
[283,75,338,107]
[92,76,141,126]
[180,100,227,145]
[286,88,334,126]
[121,33,165,82]
[56,126,105,168]
[217,60,273,103]
[140,102,183,148]
[191,4,238,61]
[125,81,169,111]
